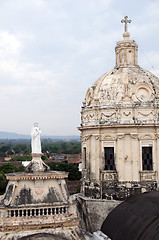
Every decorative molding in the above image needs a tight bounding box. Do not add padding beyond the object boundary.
[140,171,157,181]
[123,111,131,116]
[93,135,100,140]
[102,135,116,141]
[93,98,99,105]
[130,133,139,139]
[6,172,68,181]
[85,87,93,104]
[100,112,116,119]
[101,171,118,181]
[83,135,91,141]
[82,113,95,121]
[35,179,44,195]
[117,133,125,139]
[139,134,154,140]
[134,83,154,102]
[3,181,18,206]
[138,111,153,117]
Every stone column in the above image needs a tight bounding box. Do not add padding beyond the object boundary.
[130,133,139,181]
[91,135,100,181]
[124,134,132,181]
[116,133,125,181]
[86,134,91,180]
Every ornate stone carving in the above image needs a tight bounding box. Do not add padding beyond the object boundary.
[93,98,99,105]
[102,135,116,141]
[123,111,131,116]
[139,134,154,140]
[83,135,91,141]
[140,171,157,181]
[138,111,153,117]
[117,133,125,139]
[101,171,118,181]
[134,83,154,102]
[83,113,95,120]
[100,112,116,119]
[81,112,96,125]
[130,133,139,139]
[85,87,93,105]
[93,135,100,140]
[3,181,18,206]
[35,179,44,195]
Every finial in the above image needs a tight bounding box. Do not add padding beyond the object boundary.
[121,16,132,32]
[121,16,132,40]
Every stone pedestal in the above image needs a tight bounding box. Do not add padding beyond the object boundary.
[25,153,50,173]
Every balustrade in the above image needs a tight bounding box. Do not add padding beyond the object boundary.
[7,206,68,218]
[101,170,118,181]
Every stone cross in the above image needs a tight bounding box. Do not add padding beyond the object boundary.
[121,16,132,32]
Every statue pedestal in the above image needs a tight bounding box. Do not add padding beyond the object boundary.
[25,153,50,173]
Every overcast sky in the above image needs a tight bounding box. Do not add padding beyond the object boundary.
[0,0,159,136]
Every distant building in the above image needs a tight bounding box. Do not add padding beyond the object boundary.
[4,157,11,161]
[22,161,30,167]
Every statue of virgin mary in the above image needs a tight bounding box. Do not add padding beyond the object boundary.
[31,122,42,154]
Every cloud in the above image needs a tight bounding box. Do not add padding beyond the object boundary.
[0,0,158,135]
[0,31,21,57]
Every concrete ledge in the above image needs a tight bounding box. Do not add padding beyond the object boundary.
[76,195,121,233]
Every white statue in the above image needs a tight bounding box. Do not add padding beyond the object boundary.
[31,122,42,154]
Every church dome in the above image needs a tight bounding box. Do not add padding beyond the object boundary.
[101,191,159,240]
[81,17,159,127]
[84,66,159,107]
[79,17,159,201]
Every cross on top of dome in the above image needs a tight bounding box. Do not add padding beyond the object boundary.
[121,16,132,32]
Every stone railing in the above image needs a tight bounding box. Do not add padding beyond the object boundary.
[101,171,118,181]
[140,171,157,181]
[7,205,68,218]
[0,203,79,232]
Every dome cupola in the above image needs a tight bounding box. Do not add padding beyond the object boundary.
[115,16,138,67]
[81,16,159,127]
[79,17,159,200]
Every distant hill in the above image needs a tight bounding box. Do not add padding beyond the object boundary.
[0,131,80,141]
[0,131,30,139]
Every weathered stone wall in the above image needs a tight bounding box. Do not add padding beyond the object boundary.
[80,125,159,200]
[0,226,85,240]
[76,195,121,233]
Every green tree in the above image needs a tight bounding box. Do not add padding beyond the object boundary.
[51,145,59,153]
[0,163,25,195]
[0,144,11,153]
[48,162,81,180]
[13,144,27,154]
[41,155,48,161]
[0,173,7,195]
[11,155,31,162]
[0,163,24,174]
